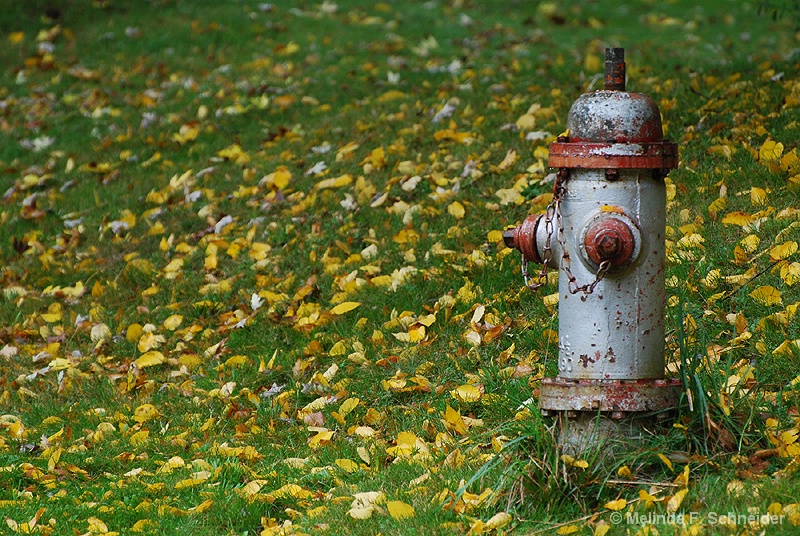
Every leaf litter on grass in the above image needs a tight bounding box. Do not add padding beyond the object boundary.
[1,1,800,534]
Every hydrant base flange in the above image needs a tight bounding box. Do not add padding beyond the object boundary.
[539,378,681,414]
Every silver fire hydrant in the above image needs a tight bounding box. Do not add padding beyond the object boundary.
[505,48,680,435]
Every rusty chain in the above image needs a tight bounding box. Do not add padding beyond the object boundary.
[521,168,610,298]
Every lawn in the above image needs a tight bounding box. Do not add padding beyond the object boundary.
[1,1,799,535]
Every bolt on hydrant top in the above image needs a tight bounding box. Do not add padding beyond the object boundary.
[548,48,678,170]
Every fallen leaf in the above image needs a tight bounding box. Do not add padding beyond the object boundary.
[134,351,166,368]
[331,302,361,315]
[387,500,415,520]
[750,286,782,306]
[448,201,466,219]
[667,488,688,512]
[451,384,482,403]
[604,498,627,511]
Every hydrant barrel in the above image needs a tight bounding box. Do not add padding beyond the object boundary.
[555,168,665,380]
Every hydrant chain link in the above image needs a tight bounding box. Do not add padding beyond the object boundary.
[519,168,610,295]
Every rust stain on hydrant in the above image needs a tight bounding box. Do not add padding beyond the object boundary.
[504,48,681,419]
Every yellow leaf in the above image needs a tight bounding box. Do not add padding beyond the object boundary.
[156,456,185,474]
[316,174,353,190]
[217,143,250,164]
[464,330,481,346]
[674,464,690,487]
[657,453,674,471]
[394,325,426,343]
[142,285,159,297]
[584,52,601,71]
[348,491,385,519]
[222,355,249,368]
[131,519,154,533]
[707,196,728,218]
[750,285,782,306]
[750,186,768,206]
[447,201,466,219]
[773,340,800,357]
[495,188,524,206]
[721,211,755,227]
[443,405,468,435]
[594,523,611,536]
[487,230,504,243]
[708,144,735,159]
[87,516,109,533]
[129,430,149,446]
[262,167,292,190]
[780,262,800,286]
[338,397,359,418]
[760,139,784,162]
[516,113,536,131]
[331,301,361,315]
[8,31,25,45]
[560,454,589,469]
[163,314,183,330]
[189,499,214,514]
[348,505,374,519]
[336,459,360,473]
[543,292,559,306]
[605,498,627,511]
[485,512,512,530]
[353,425,376,438]
[329,341,347,355]
[132,404,160,424]
[48,358,73,371]
[451,384,482,403]
[617,465,633,478]
[172,123,199,144]
[137,331,165,353]
[741,234,761,253]
[770,241,798,262]
[667,488,688,512]
[497,149,519,170]
[126,323,143,343]
[781,150,800,171]
[41,306,62,323]
[639,489,658,508]
[174,476,208,489]
[556,525,579,535]
[377,89,406,102]
[134,351,166,368]
[239,481,264,498]
[269,483,312,500]
[163,257,184,273]
[308,430,334,449]
[418,313,437,327]
[363,146,387,170]
[387,500,415,520]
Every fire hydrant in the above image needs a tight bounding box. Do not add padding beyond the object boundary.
[505,48,680,443]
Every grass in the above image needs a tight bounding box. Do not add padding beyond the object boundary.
[1,0,800,534]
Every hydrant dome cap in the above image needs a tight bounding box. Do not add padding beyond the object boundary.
[567,90,664,143]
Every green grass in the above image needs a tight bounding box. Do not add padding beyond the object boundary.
[1,0,800,535]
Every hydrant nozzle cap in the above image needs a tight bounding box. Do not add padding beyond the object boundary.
[504,215,544,264]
